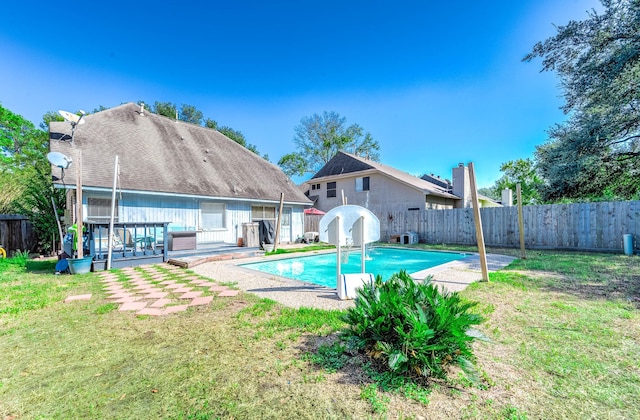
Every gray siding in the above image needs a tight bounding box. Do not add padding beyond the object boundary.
[314,173,435,213]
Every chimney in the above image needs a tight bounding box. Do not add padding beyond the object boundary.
[452,163,471,208]
[140,103,145,116]
[502,188,513,206]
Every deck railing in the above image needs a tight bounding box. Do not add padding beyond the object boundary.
[87,222,169,269]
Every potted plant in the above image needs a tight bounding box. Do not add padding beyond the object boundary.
[66,224,93,274]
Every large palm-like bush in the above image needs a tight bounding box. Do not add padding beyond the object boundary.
[342,270,485,380]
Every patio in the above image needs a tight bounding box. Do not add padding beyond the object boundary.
[190,251,516,310]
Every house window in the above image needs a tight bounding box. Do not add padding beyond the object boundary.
[87,198,117,222]
[282,210,290,226]
[355,176,370,192]
[252,205,276,221]
[327,182,337,198]
[201,203,225,230]
[311,183,321,190]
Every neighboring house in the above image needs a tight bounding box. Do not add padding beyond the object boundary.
[302,152,500,215]
[49,103,311,246]
[424,163,501,208]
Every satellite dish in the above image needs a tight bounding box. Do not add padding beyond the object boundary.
[58,110,86,125]
[57,110,86,142]
[47,152,73,169]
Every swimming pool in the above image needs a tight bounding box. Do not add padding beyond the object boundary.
[239,247,469,288]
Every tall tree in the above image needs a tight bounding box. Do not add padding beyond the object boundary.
[278,111,380,176]
[524,0,640,200]
[152,101,178,119]
[39,110,64,130]
[204,118,218,129]
[0,104,46,168]
[493,158,543,205]
[1,104,65,252]
[179,104,203,125]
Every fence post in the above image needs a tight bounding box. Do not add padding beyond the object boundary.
[468,163,489,282]
[516,184,526,259]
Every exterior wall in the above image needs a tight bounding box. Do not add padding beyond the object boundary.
[313,172,427,213]
[425,195,455,210]
[478,198,501,208]
[311,173,455,236]
[76,191,305,245]
[312,172,456,214]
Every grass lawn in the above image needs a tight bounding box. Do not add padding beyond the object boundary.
[0,248,638,419]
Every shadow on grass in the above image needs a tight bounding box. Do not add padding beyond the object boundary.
[495,251,640,307]
[539,273,640,307]
[26,259,58,274]
[297,333,370,387]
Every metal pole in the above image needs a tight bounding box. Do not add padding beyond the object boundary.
[51,197,64,252]
[107,155,119,270]
[76,151,83,259]
[336,215,341,289]
[360,216,365,273]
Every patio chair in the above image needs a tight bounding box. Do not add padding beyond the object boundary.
[112,228,136,251]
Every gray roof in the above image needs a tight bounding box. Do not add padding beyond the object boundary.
[311,151,459,200]
[50,103,311,205]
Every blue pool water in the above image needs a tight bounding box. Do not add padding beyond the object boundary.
[239,247,468,288]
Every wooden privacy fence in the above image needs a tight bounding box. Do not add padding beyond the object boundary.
[0,214,38,256]
[304,214,322,234]
[376,200,640,252]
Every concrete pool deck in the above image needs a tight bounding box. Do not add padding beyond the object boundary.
[191,251,516,310]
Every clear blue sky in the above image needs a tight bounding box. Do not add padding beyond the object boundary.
[1,0,601,188]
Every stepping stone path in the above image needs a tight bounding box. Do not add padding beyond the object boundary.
[91,264,239,316]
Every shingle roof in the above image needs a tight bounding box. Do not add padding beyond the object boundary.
[49,103,311,205]
[311,151,459,199]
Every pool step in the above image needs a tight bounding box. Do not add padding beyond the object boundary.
[168,249,263,268]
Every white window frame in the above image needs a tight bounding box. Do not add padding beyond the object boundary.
[281,208,291,227]
[88,197,118,222]
[201,202,226,230]
[355,176,370,192]
[252,205,276,222]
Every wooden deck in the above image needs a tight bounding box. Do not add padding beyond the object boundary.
[86,222,263,270]
[167,243,263,268]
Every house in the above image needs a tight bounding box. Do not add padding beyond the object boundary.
[423,163,501,208]
[49,103,311,251]
[302,152,500,215]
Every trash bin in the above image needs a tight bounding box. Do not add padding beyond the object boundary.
[623,234,634,256]
[242,223,259,248]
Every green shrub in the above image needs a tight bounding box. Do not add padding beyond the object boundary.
[342,270,486,381]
